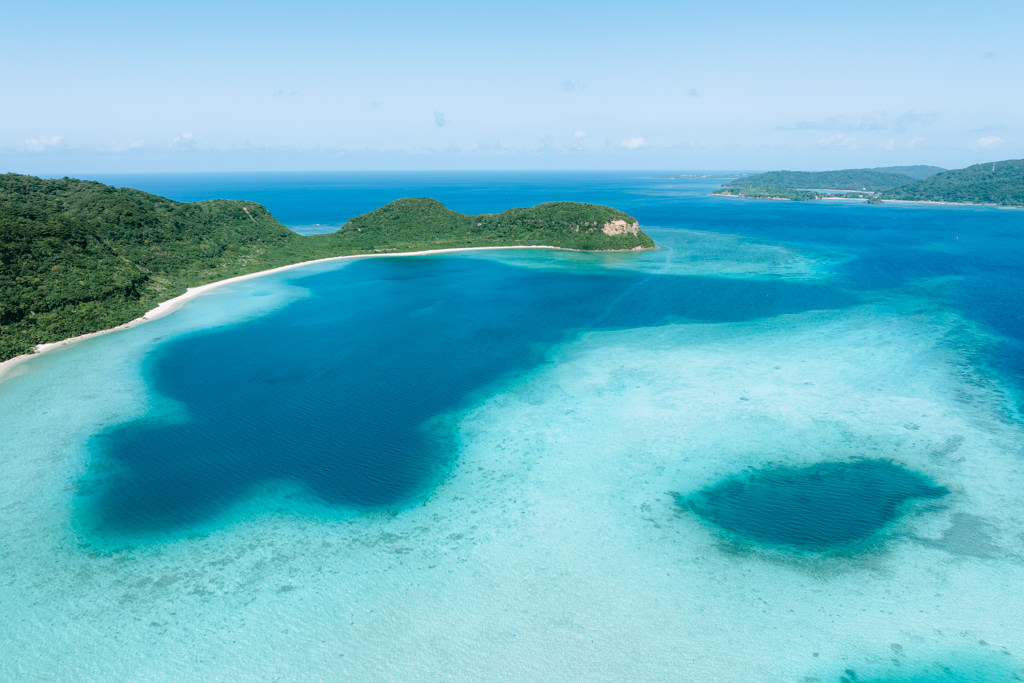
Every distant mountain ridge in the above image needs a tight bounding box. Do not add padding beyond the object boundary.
[719,166,944,193]
[714,160,1023,206]
[870,165,947,181]
[880,160,1024,206]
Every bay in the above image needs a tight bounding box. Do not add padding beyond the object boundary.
[2,172,1023,681]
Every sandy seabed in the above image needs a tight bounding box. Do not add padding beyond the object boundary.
[1,242,1022,681]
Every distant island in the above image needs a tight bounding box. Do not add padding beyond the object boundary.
[880,159,1024,205]
[0,174,653,363]
[712,159,1024,207]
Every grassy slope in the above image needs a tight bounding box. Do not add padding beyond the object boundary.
[0,175,651,361]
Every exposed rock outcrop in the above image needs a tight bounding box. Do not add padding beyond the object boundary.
[602,219,640,236]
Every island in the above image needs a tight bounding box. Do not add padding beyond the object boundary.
[712,166,945,201]
[713,159,1024,207]
[879,159,1024,206]
[0,174,654,363]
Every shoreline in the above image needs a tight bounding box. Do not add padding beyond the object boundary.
[711,192,1022,209]
[0,244,647,385]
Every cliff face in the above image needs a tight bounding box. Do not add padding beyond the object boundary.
[602,219,640,236]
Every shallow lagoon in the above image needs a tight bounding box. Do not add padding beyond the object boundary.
[81,257,855,538]
[2,174,1023,680]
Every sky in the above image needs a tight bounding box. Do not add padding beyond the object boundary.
[2,0,1022,174]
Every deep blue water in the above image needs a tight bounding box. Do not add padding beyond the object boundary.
[83,256,854,534]
[91,171,709,232]
[93,171,1024,366]
[684,460,949,551]
[76,172,1024,539]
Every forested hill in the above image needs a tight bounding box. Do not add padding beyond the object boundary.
[718,168,920,193]
[871,165,946,181]
[330,197,652,253]
[880,159,1024,206]
[0,174,651,362]
[0,174,307,362]
[712,161,1024,206]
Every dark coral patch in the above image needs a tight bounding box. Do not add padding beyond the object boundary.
[684,460,948,551]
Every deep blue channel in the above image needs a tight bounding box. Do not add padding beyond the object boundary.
[75,173,1024,540]
[81,256,856,535]
[100,171,1024,399]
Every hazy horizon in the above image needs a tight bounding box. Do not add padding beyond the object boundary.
[4,0,1021,175]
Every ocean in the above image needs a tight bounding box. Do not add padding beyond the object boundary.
[1,172,1022,680]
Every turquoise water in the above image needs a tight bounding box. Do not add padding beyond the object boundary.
[3,173,1024,680]
[82,258,854,538]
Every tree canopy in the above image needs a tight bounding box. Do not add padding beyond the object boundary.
[0,175,651,362]
[880,159,1024,206]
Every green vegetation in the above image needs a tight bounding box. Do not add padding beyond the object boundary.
[871,165,946,181]
[328,197,651,253]
[719,169,918,193]
[713,160,1024,207]
[880,159,1024,206]
[713,187,822,201]
[0,174,651,362]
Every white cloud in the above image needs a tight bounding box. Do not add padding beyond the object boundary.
[894,110,939,133]
[475,139,506,153]
[620,136,648,150]
[907,137,926,150]
[108,139,146,153]
[974,135,1004,149]
[817,134,857,149]
[788,110,938,134]
[20,135,64,152]
[570,130,587,151]
[433,111,447,127]
[170,132,196,148]
[795,113,885,132]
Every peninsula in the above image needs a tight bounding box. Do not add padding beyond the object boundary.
[712,159,1024,207]
[712,166,944,201]
[0,174,653,363]
[880,159,1024,206]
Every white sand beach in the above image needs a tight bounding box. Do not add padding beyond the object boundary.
[0,245,576,386]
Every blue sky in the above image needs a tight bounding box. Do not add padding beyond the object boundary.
[3,0,1021,173]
